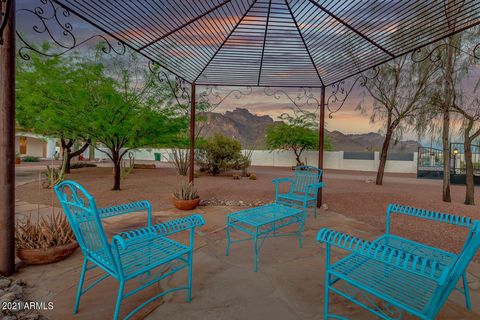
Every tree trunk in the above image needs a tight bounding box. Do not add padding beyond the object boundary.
[442,110,451,202]
[442,36,455,203]
[89,139,95,160]
[293,148,301,165]
[464,126,475,205]
[112,149,121,191]
[61,139,73,173]
[376,126,393,185]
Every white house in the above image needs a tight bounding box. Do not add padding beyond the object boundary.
[15,132,57,159]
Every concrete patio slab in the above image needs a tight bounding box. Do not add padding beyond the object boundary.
[10,204,480,320]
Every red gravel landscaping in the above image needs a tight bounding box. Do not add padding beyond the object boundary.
[16,164,480,259]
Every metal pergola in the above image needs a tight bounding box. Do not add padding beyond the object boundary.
[1,0,480,275]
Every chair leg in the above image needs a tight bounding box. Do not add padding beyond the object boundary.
[225,225,231,256]
[462,272,471,310]
[74,257,88,314]
[324,276,330,320]
[113,281,125,320]
[187,251,193,302]
[254,235,259,272]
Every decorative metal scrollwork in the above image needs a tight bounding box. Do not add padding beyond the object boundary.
[264,87,321,115]
[148,61,192,109]
[0,0,12,45]
[16,0,125,60]
[326,67,379,119]
[198,85,253,109]
[411,42,480,68]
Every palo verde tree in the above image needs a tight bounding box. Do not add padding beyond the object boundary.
[16,48,91,172]
[266,110,331,165]
[79,51,187,190]
[359,54,435,185]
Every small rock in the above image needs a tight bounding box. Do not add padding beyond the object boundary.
[2,316,16,320]
[1,292,16,302]
[24,313,40,320]
[365,178,374,183]
[238,201,244,206]
[12,279,26,287]
[10,284,23,298]
[321,203,329,210]
[0,278,11,289]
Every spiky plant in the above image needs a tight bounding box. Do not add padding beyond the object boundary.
[173,181,199,200]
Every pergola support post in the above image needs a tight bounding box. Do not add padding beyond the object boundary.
[0,0,16,276]
[317,85,325,208]
[189,82,196,183]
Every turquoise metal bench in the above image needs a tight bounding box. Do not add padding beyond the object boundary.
[54,180,205,320]
[272,165,324,218]
[317,204,480,320]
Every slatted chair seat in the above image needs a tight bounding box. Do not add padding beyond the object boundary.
[277,192,317,202]
[117,236,190,279]
[330,253,439,315]
[54,180,205,320]
[273,165,323,217]
[318,204,480,320]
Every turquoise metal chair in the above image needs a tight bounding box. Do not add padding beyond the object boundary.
[272,165,324,217]
[317,204,480,320]
[54,180,205,320]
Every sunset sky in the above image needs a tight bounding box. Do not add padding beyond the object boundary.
[16,0,480,143]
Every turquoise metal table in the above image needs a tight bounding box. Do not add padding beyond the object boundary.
[226,203,305,272]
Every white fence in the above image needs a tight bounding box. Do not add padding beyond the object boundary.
[92,148,418,174]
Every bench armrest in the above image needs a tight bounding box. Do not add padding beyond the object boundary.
[317,228,450,285]
[112,214,205,250]
[98,200,152,225]
[308,182,325,191]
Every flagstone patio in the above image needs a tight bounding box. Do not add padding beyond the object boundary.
[11,203,480,320]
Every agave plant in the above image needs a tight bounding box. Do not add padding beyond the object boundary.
[173,181,199,200]
[15,211,76,250]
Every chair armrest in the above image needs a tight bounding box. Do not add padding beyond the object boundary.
[317,228,451,285]
[272,177,292,185]
[112,214,205,250]
[308,182,325,190]
[98,200,152,225]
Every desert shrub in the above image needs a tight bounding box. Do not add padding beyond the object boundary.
[15,211,76,249]
[173,181,199,200]
[196,133,243,175]
[22,155,40,162]
[171,147,189,176]
[249,173,257,180]
[70,162,97,169]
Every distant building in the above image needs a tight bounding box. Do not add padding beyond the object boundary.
[15,132,57,159]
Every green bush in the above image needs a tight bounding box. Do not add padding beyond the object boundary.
[196,133,244,175]
[22,155,40,162]
[70,162,97,169]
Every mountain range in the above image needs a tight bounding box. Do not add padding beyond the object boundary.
[200,108,420,153]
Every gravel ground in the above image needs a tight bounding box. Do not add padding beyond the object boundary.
[15,164,480,258]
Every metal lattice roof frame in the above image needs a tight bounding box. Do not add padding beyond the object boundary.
[48,0,480,88]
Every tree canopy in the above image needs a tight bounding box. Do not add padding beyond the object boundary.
[266,111,331,165]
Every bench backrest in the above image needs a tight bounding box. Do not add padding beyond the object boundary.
[431,220,480,317]
[386,204,473,235]
[386,204,479,316]
[289,165,322,195]
[54,180,116,271]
